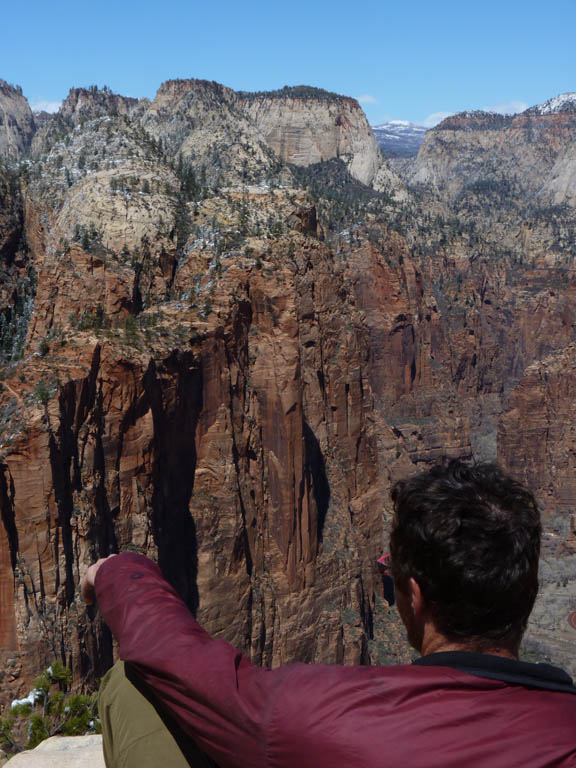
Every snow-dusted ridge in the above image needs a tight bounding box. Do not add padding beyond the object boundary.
[372,121,428,156]
[525,92,576,115]
[372,120,427,132]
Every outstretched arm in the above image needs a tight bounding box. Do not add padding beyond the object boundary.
[83,553,286,768]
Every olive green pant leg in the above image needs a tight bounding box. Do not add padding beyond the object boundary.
[99,660,218,768]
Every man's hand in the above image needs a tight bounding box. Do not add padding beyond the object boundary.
[81,555,117,605]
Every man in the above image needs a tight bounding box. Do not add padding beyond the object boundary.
[82,460,576,767]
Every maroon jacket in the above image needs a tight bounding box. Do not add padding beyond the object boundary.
[96,553,576,768]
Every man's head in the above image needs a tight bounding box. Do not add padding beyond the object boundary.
[389,459,541,655]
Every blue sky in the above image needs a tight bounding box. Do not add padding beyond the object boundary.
[3,0,575,125]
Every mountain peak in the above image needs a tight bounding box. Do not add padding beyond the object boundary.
[525,92,576,115]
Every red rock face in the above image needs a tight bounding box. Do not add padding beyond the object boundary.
[7,203,576,699]
[0,219,403,702]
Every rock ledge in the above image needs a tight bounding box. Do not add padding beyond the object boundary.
[5,735,104,767]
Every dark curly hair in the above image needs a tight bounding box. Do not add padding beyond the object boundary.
[389,459,541,648]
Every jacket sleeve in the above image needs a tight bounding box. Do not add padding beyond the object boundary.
[95,552,290,768]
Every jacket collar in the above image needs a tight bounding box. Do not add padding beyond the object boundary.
[413,651,576,694]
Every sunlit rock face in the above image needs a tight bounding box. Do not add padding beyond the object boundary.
[1,82,576,705]
[240,88,381,184]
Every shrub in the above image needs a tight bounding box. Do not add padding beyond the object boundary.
[34,379,52,406]
[0,661,100,755]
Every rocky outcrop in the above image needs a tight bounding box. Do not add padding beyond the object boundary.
[139,79,282,187]
[58,87,148,126]
[31,87,149,157]
[238,87,405,198]
[6,735,104,767]
[24,108,180,269]
[0,81,35,161]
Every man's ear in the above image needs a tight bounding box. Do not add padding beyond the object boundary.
[408,577,425,618]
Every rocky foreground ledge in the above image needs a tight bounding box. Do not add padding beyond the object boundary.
[0,736,104,766]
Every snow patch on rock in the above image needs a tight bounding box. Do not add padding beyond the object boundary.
[525,93,576,115]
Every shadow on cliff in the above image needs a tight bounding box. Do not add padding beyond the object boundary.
[144,351,202,614]
[303,421,330,542]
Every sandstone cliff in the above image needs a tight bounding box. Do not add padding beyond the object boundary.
[0,202,407,703]
[0,97,410,696]
[28,80,403,196]
[58,86,148,125]
[240,87,380,184]
[498,344,576,664]
[25,113,179,262]
[239,86,404,198]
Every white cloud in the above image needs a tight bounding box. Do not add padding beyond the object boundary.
[421,110,454,128]
[483,100,528,115]
[358,94,378,104]
[30,99,62,114]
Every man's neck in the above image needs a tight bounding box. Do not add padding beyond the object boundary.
[420,628,518,660]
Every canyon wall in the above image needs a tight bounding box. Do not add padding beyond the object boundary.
[0,82,576,703]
